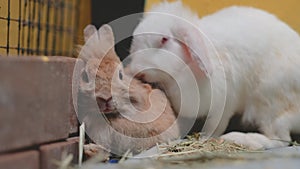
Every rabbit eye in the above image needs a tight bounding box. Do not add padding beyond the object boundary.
[161,37,168,45]
[82,71,89,83]
[118,70,123,80]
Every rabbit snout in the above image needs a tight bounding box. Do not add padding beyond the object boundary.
[96,96,116,113]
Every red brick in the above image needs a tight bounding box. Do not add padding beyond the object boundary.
[40,137,79,169]
[68,59,83,134]
[0,56,82,152]
[69,110,79,134]
[0,150,39,169]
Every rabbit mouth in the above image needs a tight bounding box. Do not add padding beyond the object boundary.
[102,107,117,114]
[102,110,120,119]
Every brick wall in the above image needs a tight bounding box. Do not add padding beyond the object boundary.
[0,56,82,169]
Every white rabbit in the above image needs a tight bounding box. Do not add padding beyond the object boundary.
[128,1,300,150]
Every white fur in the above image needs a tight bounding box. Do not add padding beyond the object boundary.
[129,1,300,149]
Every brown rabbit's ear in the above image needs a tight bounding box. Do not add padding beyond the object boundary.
[98,24,115,55]
[84,24,97,42]
[80,24,116,62]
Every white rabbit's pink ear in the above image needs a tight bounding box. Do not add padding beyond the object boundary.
[172,25,212,78]
[84,24,97,42]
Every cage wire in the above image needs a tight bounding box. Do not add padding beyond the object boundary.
[0,0,80,56]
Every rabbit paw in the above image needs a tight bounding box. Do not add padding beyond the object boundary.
[220,132,288,150]
[84,143,110,160]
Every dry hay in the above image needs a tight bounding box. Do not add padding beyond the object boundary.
[153,133,254,162]
[57,131,300,168]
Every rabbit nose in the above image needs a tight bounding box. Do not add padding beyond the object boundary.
[97,97,112,104]
[96,97,112,108]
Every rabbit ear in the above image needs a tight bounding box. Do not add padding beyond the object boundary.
[79,24,99,62]
[84,24,97,42]
[172,24,212,77]
[80,24,116,62]
[97,24,115,54]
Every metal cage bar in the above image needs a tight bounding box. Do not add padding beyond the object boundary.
[0,0,80,56]
[6,0,11,55]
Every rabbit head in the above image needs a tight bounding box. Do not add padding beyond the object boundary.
[79,24,156,117]
[129,1,212,86]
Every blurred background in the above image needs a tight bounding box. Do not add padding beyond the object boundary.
[0,0,299,59]
[146,0,300,34]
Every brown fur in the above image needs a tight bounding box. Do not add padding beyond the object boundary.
[79,24,180,154]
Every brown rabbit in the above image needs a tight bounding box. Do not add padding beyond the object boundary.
[77,24,180,155]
